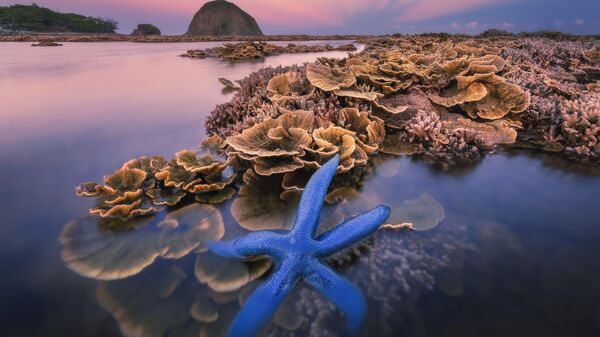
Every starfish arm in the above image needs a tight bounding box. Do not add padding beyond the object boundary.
[305,262,367,336]
[292,154,339,238]
[226,267,295,337]
[315,205,390,257]
[205,231,284,259]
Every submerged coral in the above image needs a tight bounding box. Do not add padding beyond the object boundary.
[60,204,225,280]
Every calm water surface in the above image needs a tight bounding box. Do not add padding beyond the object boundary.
[0,42,599,337]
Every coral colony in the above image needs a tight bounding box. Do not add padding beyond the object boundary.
[71,33,599,336]
[181,41,357,60]
[206,155,390,337]
[77,36,598,221]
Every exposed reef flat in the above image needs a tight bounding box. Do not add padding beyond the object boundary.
[181,41,357,61]
[1,31,598,43]
[0,34,371,43]
[31,40,62,46]
[206,35,600,166]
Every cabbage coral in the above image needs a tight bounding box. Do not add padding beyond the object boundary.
[79,35,600,222]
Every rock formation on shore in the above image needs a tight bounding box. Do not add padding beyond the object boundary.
[186,0,263,36]
[131,24,161,36]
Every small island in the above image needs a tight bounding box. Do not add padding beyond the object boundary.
[131,23,161,36]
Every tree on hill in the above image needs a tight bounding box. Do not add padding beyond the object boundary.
[0,4,118,33]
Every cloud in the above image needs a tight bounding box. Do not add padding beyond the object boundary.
[450,20,516,33]
[22,0,516,28]
[466,21,479,29]
[393,0,516,22]
[554,18,563,27]
[574,18,585,26]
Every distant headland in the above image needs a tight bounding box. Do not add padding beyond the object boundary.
[0,4,117,33]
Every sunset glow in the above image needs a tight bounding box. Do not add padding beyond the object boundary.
[2,0,598,34]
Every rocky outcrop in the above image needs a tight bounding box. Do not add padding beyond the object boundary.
[185,0,263,36]
[131,24,161,36]
[31,40,62,46]
[181,42,357,61]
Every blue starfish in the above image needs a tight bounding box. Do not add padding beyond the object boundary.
[206,154,390,337]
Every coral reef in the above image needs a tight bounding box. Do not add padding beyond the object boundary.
[0,34,370,43]
[500,40,600,161]
[77,35,599,223]
[206,35,599,167]
[181,41,357,61]
[76,148,236,220]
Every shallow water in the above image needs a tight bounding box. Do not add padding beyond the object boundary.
[1,42,599,337]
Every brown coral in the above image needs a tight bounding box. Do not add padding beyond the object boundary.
[266,71,313,103]
[337,107,386,154]
[226,110,315,176]
[430,73,530,120]
[306,62,356,91]
[76,166,159,220]
[60,204,225,280]
[227,110,314,158]
[443,116,520,147]
[312,126,368,173]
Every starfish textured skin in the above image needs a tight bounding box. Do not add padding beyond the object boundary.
[206,154,390,337]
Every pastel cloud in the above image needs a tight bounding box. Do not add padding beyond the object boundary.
[392,0,515,22]
[12,0,515,28]
[2,0,598,34]
[450,20,517,32]
[466,21,480,28]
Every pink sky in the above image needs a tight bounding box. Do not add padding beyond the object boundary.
[2,0,598,34]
